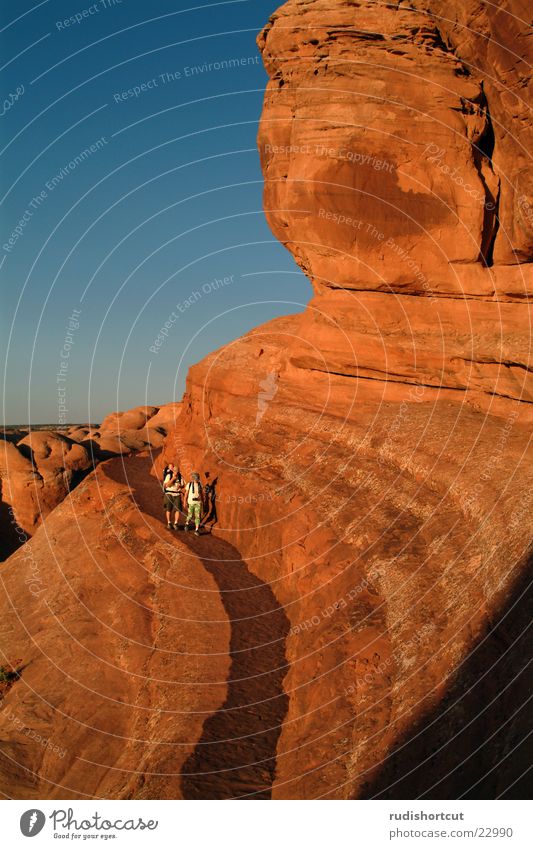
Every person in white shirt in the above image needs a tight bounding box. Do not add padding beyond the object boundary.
[163,463,184,530]
[184,472,204,536]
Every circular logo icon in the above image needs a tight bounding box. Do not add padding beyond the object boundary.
[20,810,46,837]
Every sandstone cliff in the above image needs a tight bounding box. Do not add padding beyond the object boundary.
[0,0,531,800]
[159,0,532,797]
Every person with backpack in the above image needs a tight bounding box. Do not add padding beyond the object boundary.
[163,463,184,530]
[184,472,204,536]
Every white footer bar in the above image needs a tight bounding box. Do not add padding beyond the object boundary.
[3,799,530,848]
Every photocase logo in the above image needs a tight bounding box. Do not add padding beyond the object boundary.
[20,809,46,837]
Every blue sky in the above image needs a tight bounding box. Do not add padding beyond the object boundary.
[1,0,310,424]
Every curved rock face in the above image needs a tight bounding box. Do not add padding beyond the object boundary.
[0,458,229,799]
[0,0,531,801]
[258,0,532,291]
[159,0,532,798]
[255,0,532,403]
[0,455,293,799]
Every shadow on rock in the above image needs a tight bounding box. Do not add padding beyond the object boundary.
[362,547,533,800]
[105,455,290,800]
[179,537,290,799]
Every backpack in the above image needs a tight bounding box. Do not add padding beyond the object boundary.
[164,470,183,493]
[187,481,203,502]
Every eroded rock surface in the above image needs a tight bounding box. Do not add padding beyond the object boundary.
[0,457,228,799]
[158,0,532,798]
[0,0,531,800]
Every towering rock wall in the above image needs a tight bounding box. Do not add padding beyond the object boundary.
[1,0,531,800]
[162,0,532,798]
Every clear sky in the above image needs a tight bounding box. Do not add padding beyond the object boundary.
[1,0,310,425]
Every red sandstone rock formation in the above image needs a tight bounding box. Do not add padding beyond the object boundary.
[0,458,229,799]
[158,0,533,798]
[0,0,531,801]
[0,433,92,561]
[0,403,181,559]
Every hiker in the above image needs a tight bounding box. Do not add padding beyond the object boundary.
[163,463,184,530]
[202,472,218,531]
[184,472,204,536]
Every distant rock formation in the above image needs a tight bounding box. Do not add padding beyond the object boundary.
[0,403,181,559]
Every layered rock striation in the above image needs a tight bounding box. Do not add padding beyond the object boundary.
[0,0,531,800]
